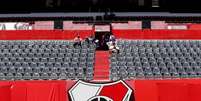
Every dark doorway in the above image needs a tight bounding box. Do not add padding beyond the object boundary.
[95,32,111,50]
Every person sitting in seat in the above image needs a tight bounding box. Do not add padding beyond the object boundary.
[109,34,116,44]
[108,42,120,54]
[73,35,82,47]
[85,35,95,44]
[85,35,99,48]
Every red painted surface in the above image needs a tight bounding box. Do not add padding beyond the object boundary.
[188,84,201,101]
[94,51,110,81]
[66,80,76,101]
[0,30,94,40]
[188,24,201,30]
[113,29,201,39]
[0,81,67,101]
[99,82,129,101]
[1,30,201,40]
[134,79,201,101]
[0,85,11,101]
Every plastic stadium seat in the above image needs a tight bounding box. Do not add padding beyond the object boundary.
[152,67,160,74]
[58,73,67,80]
[154,72,162,78]
[32,73,40,80]
[163,72,171,78]
[41,73,49,80]
[6,73,14,80]
[0,67,7,73]
[110,40,201,80]
[0,73,5,80]
[50,73,58,80]
[8,67,16,73]
[136,72,145,79]
[15,73,23,80]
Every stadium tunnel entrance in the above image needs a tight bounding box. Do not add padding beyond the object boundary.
[94,24,112,50]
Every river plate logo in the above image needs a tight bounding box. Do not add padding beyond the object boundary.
[69,80,133,101]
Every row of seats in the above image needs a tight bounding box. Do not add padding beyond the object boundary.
[0,40,96,80]
[110,40,201,80]
[0,72,93,80]
[0,40,95,49]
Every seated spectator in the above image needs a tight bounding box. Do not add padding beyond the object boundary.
[109,34,116,44]
[73,35,82,47]
[108,42,120,54]
[85,35,95,44]
[94,39,99,47]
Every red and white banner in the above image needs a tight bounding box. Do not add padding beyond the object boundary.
[69,80,132,101]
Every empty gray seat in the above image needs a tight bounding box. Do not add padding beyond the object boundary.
[68,72,76,79]
[163,72,171,78]
[145,72,154,79]
[58,73,67,80]
[0,67,7,73]
[136,72,145,78]
[188,72,197,78]
[8,67,16,73]
[33,67,41,73]
[24,67,32,73]
[154,72,162,78]
[32,73,40,80]
[77,73,85,79]
[0,73,5,80]
[50,73,58,80]
[180,72,188,78]
[171,72,180,78]
[15,73,23,80]
[6,73,14,80]
[41,73,49,80]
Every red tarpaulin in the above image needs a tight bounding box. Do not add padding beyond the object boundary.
[0,85,11,101]
[158,83,189,101]
[134,79,201,101]
[188,84,201,101]
[2,80,201,101]
[0,81,67,101]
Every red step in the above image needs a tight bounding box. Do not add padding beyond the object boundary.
[94,51,110,81]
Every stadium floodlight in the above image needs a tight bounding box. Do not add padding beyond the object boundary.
[152,0,159,7]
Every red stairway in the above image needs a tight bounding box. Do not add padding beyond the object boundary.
[94,51,110,81]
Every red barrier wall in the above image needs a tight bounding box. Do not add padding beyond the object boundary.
[134,79,201,101]
[0,81,67,101]
[1,80,201,101]
[0,30,94,40]
[188,24,201,30]
[113,30,201,39]
[0,85,11,101]
[1,30,201,40]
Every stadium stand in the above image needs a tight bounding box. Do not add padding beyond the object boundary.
[94,51,110,81]
[0,40,96,80]
[1,12,201,101]
[1,0,201,100]
[110,40,201,80]
[1,29,201,101]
